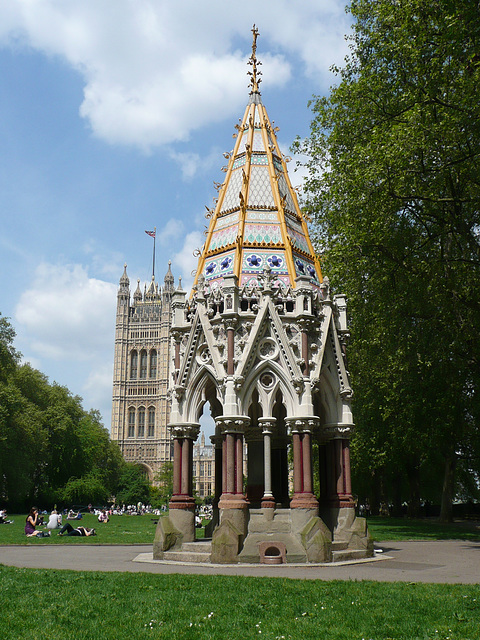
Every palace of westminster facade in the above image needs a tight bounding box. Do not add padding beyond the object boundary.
[110,263,214,497]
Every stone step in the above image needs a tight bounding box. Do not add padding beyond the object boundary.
[332,548,369,563]
[181,541,212,552]
[163,549,211,563]
[331,541,348,551]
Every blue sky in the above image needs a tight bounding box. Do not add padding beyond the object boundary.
[0,1,351,428]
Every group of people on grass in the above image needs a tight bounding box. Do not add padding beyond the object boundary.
[24,507,96,538]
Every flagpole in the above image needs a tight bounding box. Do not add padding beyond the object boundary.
[152,226,156,279]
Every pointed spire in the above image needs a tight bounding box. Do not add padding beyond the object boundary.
[134,278,142,302]
[192,28,322,294]
[248,24,262,97]
[164,260,174,290]
[120,263,129,286]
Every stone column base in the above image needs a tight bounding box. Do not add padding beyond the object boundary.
[219,504,249,540]
[168,499,195,543]
[260,495,275,509]
[290,492,319,509]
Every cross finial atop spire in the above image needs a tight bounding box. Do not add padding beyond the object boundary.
[248,24,262,95]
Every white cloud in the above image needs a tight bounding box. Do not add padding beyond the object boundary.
[172,230,204,292]
[157,218,185,246]
[83,361,114,424]
[0,0,349,150]
[15,262,117,361]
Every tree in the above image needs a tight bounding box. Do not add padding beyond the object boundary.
[297,0,480,519]
[154,461,173,507]
[0,315,127,509]
[0,313,20,382]
[115,464,151,506]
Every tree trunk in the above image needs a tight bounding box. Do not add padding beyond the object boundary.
[407,464,421,518]
[439,454,456,523]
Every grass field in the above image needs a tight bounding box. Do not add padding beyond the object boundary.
[1,514,480,639]
[0,512,160,544]
[1,512,478,545]
[1,566,479,640]
[366,517,480,542]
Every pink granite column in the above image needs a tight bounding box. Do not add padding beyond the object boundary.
[217,417,249,510]
[169,426,197,511]
[289,419,319,510]
[292,432,303,494]
[302,431,313,495]
[235,434,244,494]
[172,437,182,496]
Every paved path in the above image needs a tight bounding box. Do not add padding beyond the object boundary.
[1,540,479,583]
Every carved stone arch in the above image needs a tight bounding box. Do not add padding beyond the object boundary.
[240,359,297,417]
[137,462,154,483]
[315,368,340,426]
[184,366,223,425]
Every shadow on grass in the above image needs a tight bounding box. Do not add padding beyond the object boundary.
[367,516,480,542]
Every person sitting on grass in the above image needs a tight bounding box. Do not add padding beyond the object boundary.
[98,509,109,523]
[58,523,96,537]
[25,507,44,537]
[47,509,61,530]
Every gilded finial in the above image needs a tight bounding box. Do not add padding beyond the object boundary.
[248,24,262,94]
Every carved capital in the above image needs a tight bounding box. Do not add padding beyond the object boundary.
[173,385,185,400]
[286,417,320,434]
[292,377,305,394]
[258,417,276,434]
[169,423,200,440]
[216,415,250,434]
[322,424,354,439]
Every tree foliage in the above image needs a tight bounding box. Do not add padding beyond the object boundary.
[297,0,480,518]
[0,314,126,509]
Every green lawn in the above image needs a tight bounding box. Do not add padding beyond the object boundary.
[367,517,480,542]
[0,567,479,639]
[0,512,161,545]
[2,513,479,545]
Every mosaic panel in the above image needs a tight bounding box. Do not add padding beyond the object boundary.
[233,156,246,170]
[273,158,284,173]
[204,251,235,281]
[246,210,279,222]
[209,224,238,251]
[293,254,319,283]
[242,251,289,276]
[244,223,282,245]
[288,228,310,254]
[248,165,275,208]
[285,212,303,232]
[215,212,239,229]
[251,155,269,165]
[278,174,296,212]
[221,168,242,212]
[252,130,265,152]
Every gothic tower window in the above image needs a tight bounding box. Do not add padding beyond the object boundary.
[128,407,135,438]
[148,407,155,437]
[150,349,157,379]
[140,350,148,379]
[130,350,138,379]
[138,407,145,438]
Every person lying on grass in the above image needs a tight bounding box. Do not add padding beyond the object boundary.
[58,523,96,537]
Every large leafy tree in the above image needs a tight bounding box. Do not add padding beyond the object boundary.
[297,0,480,519]
[0,315,126,509]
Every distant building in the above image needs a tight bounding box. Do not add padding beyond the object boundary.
[111,263,174,480]
[193,432,215,499]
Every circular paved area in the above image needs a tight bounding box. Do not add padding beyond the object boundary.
[1,540,479,583]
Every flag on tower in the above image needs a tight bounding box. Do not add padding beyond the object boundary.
[145,230,156,238]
